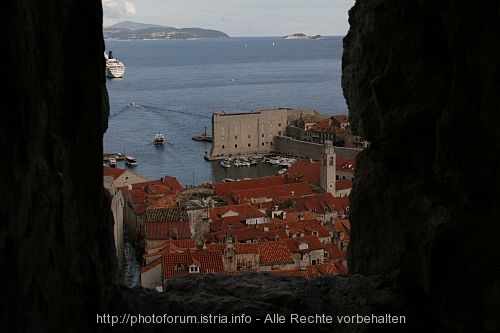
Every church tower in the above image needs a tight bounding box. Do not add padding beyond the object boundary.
[320,140,336,195]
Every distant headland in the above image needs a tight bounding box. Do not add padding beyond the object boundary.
[282,33,324,40]
[103,20,229,40]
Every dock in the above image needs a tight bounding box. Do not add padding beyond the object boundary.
[103,153,125,162]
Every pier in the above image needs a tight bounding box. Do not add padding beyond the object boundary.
[103,153,125,162]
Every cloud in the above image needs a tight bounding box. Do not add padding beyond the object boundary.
[103,0,137,18]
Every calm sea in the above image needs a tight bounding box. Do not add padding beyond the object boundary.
[103,36,347,186]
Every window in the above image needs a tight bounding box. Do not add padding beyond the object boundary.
[235,144,238,148]
[175,263,183,270]
[235,135,238,140]
[248,143,251,147]
[189,266,199,273]
[262,143,264,146]
[222,145,225,149]
[262,134,264,137]
[248,135,251,139]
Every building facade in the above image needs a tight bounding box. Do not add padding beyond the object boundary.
[209,108,317,159]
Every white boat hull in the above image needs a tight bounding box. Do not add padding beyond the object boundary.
[105,53,125,78]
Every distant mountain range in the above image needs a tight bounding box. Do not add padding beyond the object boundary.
[103,21,229,40]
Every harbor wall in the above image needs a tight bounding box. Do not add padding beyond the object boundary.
[274,136,362,160]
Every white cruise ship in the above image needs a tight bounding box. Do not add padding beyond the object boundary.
[105,51,125,78]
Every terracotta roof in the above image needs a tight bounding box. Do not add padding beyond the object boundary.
[144,239,197,253]
[308,123,346,135]
[323,243,346,260]
[336,156,356,173]
[210,203,266,221]
[336,179,352,191]
[162,252,224,280]
[209,203,267,231]
[228,182,313,204]
[128,181,179,215]
[332,115,349,124]
[315,261,348,275]
[160,176,184,192]
[276,193,337,214]
[103,166,126,178]
[205,226,265,243]
[333,219,351,242]
[283,161,320,184]
[280,235,325,253]
[144,221,191,240]
[268,266,320,279]
[284,219,331,238]
[213,175,285,201]
[146,207,189,222]
[146,193,179,209]
[284,211,321,221]
[257,242,295,266]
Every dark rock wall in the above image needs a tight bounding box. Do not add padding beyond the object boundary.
[343,0,500,331]
[1,1,116,332]
[2,0,499,332]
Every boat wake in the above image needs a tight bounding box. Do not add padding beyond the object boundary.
[109,102,211,121]
[136,103,211,119]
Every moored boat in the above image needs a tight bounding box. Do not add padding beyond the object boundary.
[154,133,165,146]
[124,155,138,167]
[192,126,213,142]
[108,157,117,168]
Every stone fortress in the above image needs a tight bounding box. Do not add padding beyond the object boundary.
[209,108,317,158]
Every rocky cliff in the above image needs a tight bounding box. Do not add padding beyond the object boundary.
[1,1,117,332]
[1,0,499,332]
[343,0,500,331]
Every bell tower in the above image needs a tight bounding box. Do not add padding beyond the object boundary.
[320,140,336,195]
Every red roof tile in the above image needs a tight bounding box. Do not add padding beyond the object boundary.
[162,252,224,280]
[144,221,191,240]
[336,156,356,173]
[315,261,347,275]
[103,166,126,178]
[213,176,285,201]
[144,239,197,254]
[160,176,184,192]
[323,243,346,260]
[268,266,320,279]
[336,179,352,191]
[284,161,320,185]
[228,182,313,204]
[257,242,295,266]
[280,236,325,253]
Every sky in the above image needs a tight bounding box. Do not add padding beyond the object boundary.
[102,0,354,37]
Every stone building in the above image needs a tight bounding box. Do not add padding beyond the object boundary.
[209,108,317,158]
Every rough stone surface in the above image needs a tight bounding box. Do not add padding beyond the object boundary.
[343,0,500,331]
[1,1,116,332]
[108,273,400,332]
[2,0,500,332]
